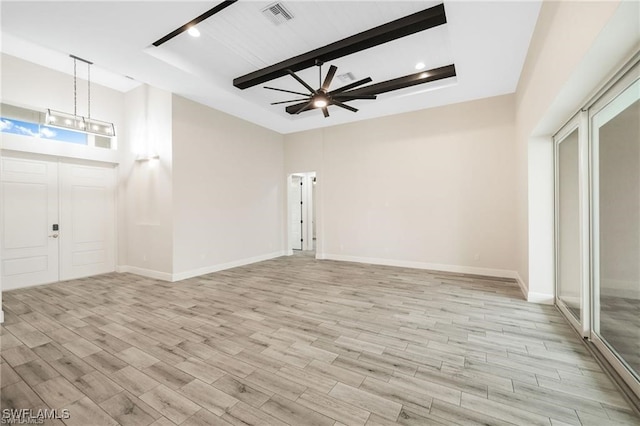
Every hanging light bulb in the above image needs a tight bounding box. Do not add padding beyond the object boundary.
[313,93,328,108]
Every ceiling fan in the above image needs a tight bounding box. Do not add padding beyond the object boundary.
[264,60,377,118]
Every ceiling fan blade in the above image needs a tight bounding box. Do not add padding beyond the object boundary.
[295,99,315,114]
[321,65,338,92]
[329,77,373,95]
[287,69,316,94]
[331,100,358,113]
[270,98,310,105]
[264,86,311,96]
[332,94,377,100]
[322,107,330,118]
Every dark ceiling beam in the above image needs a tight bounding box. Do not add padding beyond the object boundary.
[233,3,447,90]
[284,64,456,115]
[152,0,238,47]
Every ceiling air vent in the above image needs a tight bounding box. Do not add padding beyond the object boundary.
[262,2,294,26]
[337,72,356,83]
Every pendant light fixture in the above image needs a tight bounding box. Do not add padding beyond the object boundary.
[45,55,115,137]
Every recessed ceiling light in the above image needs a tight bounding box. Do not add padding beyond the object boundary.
[415,62,426,70]
[187,26,200,37]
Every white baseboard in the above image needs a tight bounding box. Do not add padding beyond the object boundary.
[0,310,4,324]
[527,292,555,304]
[322,254,519,280]
[601,289,640,299]
[512,272,555,305]
[514,272,528,300]
[559,295,581,306]
[171,251,287,282]
[117,255,557,306]
[117,265,173,282]
[600,278,640,299]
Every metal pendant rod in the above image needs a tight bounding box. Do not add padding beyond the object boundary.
[315,59,324,88]
[69,54,93,65]
[73,58,77,118]
[87,62,91,120]
[69,55,93,120]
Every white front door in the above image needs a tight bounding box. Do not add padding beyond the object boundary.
[1,155,116,290]
[59,162,115,281]
[1,156,59,290]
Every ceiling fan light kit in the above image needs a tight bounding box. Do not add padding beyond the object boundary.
[265,60,376,118]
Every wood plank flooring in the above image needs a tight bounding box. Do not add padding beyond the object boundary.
[600,295,640,377]
[1,253,639,425]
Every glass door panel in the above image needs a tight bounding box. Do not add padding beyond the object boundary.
[556,127,582,324]
[592,77,640,388]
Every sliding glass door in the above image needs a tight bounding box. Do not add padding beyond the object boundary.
[555,58,640,399]
[590,67,640,396]
[555,116,588,334]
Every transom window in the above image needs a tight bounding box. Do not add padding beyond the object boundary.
[1,103,114,149]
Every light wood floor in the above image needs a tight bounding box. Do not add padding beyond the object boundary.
[600,295,640,379]
[2,254,639,425]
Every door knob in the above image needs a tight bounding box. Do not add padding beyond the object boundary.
[49,234,59,238]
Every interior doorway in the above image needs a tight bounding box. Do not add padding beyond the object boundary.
[1,152,116,290]
[288,172,316,253]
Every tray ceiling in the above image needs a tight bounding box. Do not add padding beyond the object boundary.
[0,1,541,133]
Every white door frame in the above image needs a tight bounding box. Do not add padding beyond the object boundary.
[287,171,317,254]
[553,111,590,338]
[290,174,303,250]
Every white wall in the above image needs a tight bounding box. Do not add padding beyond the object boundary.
[0,54,126,320]
[0,55,175,284]
[0,54,288,286]
[0,54,124,127]
[171,95,285,280]
[0,54,123,163]
[515,0,639,302]
[285,94,519,279]
[118,85,174,279]
[2,0,638,308]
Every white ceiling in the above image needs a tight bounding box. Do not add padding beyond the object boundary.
[0,1,541,134]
